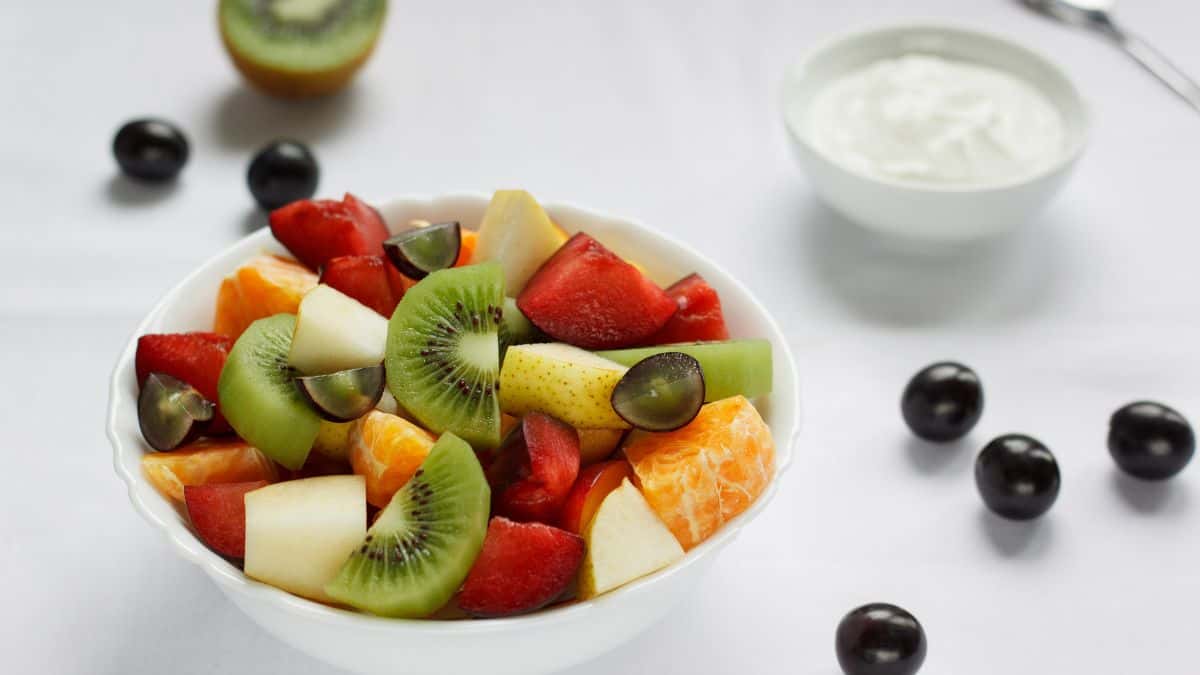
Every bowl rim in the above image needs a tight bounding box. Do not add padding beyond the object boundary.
[107,191,802,634]
[780,21,1092,194]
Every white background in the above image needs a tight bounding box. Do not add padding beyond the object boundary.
[3,1,1199,673]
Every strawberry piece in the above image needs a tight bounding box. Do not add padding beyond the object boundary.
[268,193,390,272]
[646,273,730,344]
[184,480,270,558]
[136,332,233,433]
[517,233,677,349]
[486,412,581,524]
[320,255,403,317]
[457,517,585,618]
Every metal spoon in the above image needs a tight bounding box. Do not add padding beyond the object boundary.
[1022,0,1200,113]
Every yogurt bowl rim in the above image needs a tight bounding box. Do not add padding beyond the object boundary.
[781,21,1092,194]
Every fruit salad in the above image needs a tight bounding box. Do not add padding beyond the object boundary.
[133,189,776,619]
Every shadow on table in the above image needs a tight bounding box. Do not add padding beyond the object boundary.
[904,434,974,478]
[794,197,1067,327]
[241,207,269,235]
[207,83,365,151]
[977,507,1055,560]
[1109,468,1189,516]
[105,174,181,207]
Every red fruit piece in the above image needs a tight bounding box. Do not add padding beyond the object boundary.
[184,480,270,558]
[517,233,677,349]
[320,255,404,317]
[486,413,581,524]
[457,517,585,618]
[268,193,390,272]
[136,332,233,434]
[647,273,730,344]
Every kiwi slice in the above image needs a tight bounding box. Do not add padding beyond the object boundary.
[386,262,505,449]
[218,314,321,469]
[325,432,490,617]
[597,339,773,402]
[218,0,388,99]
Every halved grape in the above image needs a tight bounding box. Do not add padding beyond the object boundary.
[610,352,705,431]
[139,373,216,451]
[383,221,461,280]
[295,365,386,423]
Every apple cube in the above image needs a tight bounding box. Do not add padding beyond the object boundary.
[244,475,366,603]
[471,190,568,294]
[288,284,388,375]
[578,478,684,599]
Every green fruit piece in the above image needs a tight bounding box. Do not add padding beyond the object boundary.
[502,297,543,346]
[386,262,505,448]
[597,339,773,402]
[218,314,321,469]
[218,0,388,99]
[325,432,490,617]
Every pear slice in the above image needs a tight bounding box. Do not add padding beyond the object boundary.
[578,478,684,599]
[499,343,629,429]
[472,190,568,294]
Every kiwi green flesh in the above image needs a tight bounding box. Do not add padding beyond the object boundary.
[218,314,320,469]
[501,297,543,347]
[386,263,504,449]
[597,339,773,402]
[325,433,490,617]
[219,0,386,72]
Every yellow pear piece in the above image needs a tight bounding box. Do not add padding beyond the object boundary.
[472,190,568,293]
[498,343,629,429]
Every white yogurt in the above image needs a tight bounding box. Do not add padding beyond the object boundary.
[804,54,1066,186]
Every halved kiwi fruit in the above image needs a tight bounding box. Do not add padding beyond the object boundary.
[218,314,321,469]
[385,262,505,449]
[325,432,490,617]
[218,0,388,99]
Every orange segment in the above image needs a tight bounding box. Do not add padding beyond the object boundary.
[350,411,437,507]
[142,439,278,502]
[213,255,318,339]
[622,396,774,550]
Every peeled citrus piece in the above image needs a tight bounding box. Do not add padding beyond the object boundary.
[622,396,774,550]
[141,439,278,502]
[213,255,318,339]
[350,410,437,508]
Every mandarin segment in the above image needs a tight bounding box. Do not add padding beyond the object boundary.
[622,396,774,550]
[141,439,278,502]
[350,411,437,508]
[213,255,318,339]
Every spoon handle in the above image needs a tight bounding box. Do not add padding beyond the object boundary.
[1109,28,1200,113]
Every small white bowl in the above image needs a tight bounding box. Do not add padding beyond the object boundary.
[107,193,801,675]
[782,24,1090,243]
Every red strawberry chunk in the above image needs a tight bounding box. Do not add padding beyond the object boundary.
[184,480,270,558]
[320,255,403,317]
[458,517,585,618]
[486,413,581,524]
[646,273,730,344]
[517,233,677,349]
[136,332,233,433]
[268,193,390,272]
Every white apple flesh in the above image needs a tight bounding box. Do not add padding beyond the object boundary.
[288,285,388,375]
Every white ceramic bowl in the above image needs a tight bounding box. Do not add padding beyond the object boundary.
[107,193,800,675]
[782,24,1090,243]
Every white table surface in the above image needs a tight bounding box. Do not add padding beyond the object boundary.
[4,1,1199,673]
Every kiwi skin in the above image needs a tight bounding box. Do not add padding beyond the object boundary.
[217,1,387,99]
